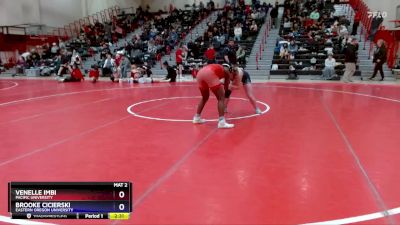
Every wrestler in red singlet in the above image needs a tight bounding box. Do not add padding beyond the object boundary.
[193,64,235,129]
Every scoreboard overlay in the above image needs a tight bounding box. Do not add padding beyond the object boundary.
[8,182,132,220]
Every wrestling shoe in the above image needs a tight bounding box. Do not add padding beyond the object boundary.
[218,120,234,129]
[255,108,262,114]
[193,116,206,124]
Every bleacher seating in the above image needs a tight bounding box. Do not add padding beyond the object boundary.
[175,1,270,74]
[270,0,361,78]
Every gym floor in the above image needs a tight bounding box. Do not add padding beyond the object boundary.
[0,79,399,225]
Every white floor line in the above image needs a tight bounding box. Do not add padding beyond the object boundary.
[0,84,195,107]
[301,207,400,225]
[127,96,270,122]
[0,81,18,91]
[256,84,400,103]
[2,83,400,225]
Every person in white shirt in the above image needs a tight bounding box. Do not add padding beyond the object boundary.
[283,18,292,32]
[51,43,59,56]
[70,49,82,66]
[322,53,336,79]
[309,9,320,21]
[58,39,66,49]
[234,23,242,41]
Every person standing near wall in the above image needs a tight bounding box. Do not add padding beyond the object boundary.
[369,40,387,81]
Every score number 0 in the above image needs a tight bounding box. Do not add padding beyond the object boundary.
[118,191,125,211]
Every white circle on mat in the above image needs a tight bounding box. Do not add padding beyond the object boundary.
[0,81,18,90]
[127,96,270,122]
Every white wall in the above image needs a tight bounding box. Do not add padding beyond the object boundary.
[0,0,40,26]
[85,0,142,16]
[39,0,83,27]
[0,0,82,27]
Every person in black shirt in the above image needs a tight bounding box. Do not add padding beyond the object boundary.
[163,61,177,82]
[57,50,71,77]
[224,40,238,66]
[369,39,387,81]
[341,39,358,83]
[270,6,278,29]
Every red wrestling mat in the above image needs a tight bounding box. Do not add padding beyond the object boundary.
[0,79,399,225]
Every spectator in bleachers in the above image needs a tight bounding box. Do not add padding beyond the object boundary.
[103,53,115,80]
[283,18,292,33]
[188,41,201,59]
[309,9,320,21]
[304,0,313,11]
[250,20,258,35]
[41,43,51,60]
[224,40,238,65]
[70,49,82,66]
[288,40,298,54]
[100,43,111,60]
[51,43,60,57]
[236,45,246,65]
[322,52,336,79]
[280,43,290,60]
[234,23,243,41]
[272,0,359,79]
[104,22,112,42]
[170,29,178,44]
[204,44,216,64]
[147,39,157,54]
[220,27,229,45]
[30,49,41,66]
[339,25,348,37]
[119,53,131,80]
[57,39,65,50]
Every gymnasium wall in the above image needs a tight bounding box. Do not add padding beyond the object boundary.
[85,0,142,16]
[0,0,41,26]
[39,0,83,27]
[0,0,82,28]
